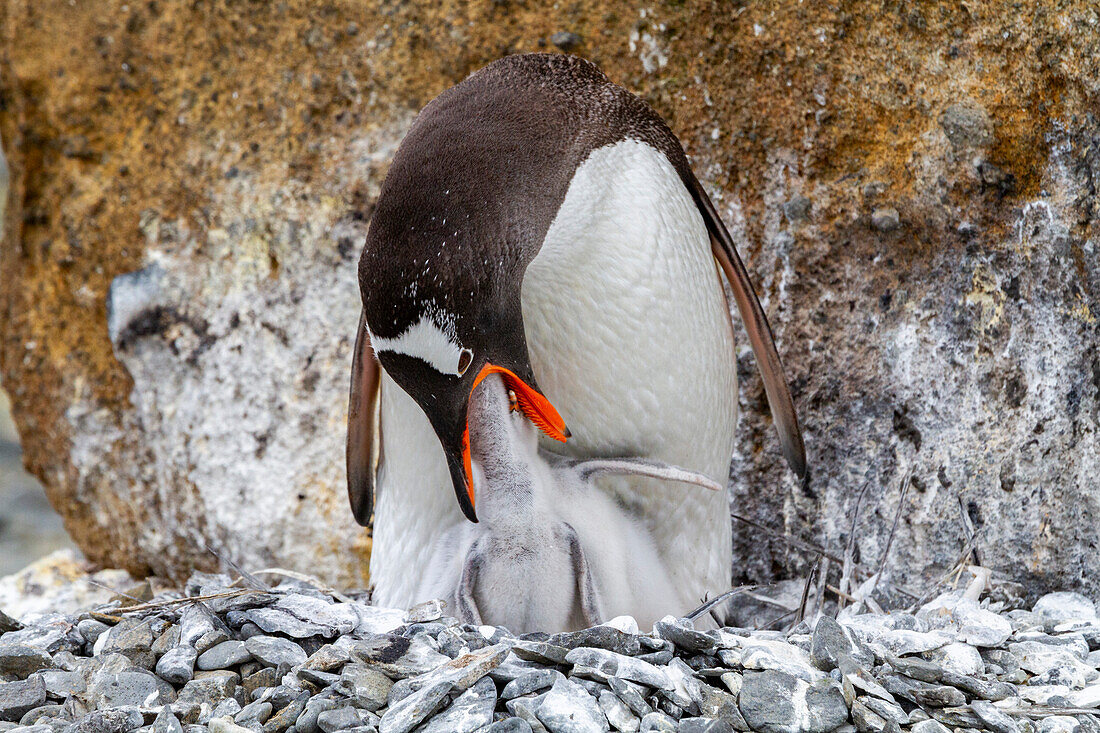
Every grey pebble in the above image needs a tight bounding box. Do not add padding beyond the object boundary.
[597,690,638,733]
[503,670,562,700]
[244,637,307,669]
[970,700,1019,733]
[608,678,652,719]
[564,649,671,690]
[871,208,900,233]
[263,691,309,733]
[548,628,643,657]
[0,644,54,678]
[638,712,676,732]
[338,664,392,712]
[237,701,274,726]
[653,620,717,656]
[67,707,145,733]
[77,621,111,647]
[156,645,197,686]
[485,719,534,733]
[679,718,735,733]
[536,677,609,733]
[151,709,183,733]
[377,680,450,733]
[292,698,333,733]
[198,641,253,671]
[34,669,86,699]
[417,676,496,733]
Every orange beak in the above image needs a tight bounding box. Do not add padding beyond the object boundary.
[461,364,570,513]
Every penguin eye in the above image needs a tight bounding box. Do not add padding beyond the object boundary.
[456,348,473,376]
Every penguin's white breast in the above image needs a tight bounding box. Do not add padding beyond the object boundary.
[521,138,738,600]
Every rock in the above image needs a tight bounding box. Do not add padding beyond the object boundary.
[548,628,643,657]
[262,690,309,733]
[970,700,1019,733]
[739,670,846,733]
[67,707,145,733]
[238,700,275,726]
[91,671,175,708]
[0,644,54,677]
[316,707,370,733]
[608,678,652,719]
[209,720,255,733]
[77,621,110,647]
[503,670,562,700]
[35,669,86,699]
[782,196,812,223]
[910,721,950,733]
[922,642,983,676]
[740,639,821,683]
[638,712,676,732]
[0,611,22,635]
[100,620,155,669]
[377,680,450,733]
[403,600,444,625]
[653,618,717,655]
[1039,717,1081,733]
[151,709,184,733]
[597,690,639,733]
[549,31,581,52]
[939,104,993,150]
[870,207,900,232]
[810,617,873,672]
[1034,593,1098,629]
[0,677,46,722]
[486,720,535,733]
[337,663,392,711]
[680,719,735,733]
[417,676,496,733]
[175,670,238,710]
[197,641,253,671]
[244,637,307,669]
[563,648,671,690]
[537,677,609,733]
[346,635,449,677]
[156,645,198,686]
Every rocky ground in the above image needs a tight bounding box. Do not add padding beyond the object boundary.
[0,563,1098,733]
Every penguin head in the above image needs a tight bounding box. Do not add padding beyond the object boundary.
[358,252,569,523]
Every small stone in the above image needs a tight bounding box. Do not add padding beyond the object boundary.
[851,700,887,733]
[653,618,718,655]
[179,605,218,648]
[198,641,253,671]
[859,697,907,725]
[922,642,983,676]
[156,645,198,685]
[740,639,821,683]
[608,678,652,719]
[297,667,339,687]
[175,670,238,709]
[404,599,445,624]
[0,611,22,634]
[418,676,496,733]
[1034,593,1098,629]
[486,719,535,733]
[970,700,1019,733]
[910,721,950,733]
[35,669,86,698]
[92,670,176,708]
[151,709,184,733]
[939,104,993,149]
[0,643,54,678]
[0,677,47,722]
[243,667,278,697]
[739,670,844,733]
[680,719,735,733]
[1038,717,1081,733]
[67,707,145,733]
[337,663,392,711]
[77,620,111,646]
[910,685,965,708]
[598,689,639,733]
[346,634,449,677]
[378,680,450,733]
[548,627,643,657]
[782,196,812,224]
[811,617,872,672]
[938,671,1014,701]
[511,640,570,666]
[316,707,368,733]
[871,208,900,233]
[503,670,562,699]
[151,626,181,657]
[549,31,581,52]
[697,683,748,731]
[263,690,309,733]
[101,619,155,668]
[638,712,676,732]
[237,700,274,726]
[876,629,951,656]
[209,720,255,733]
[301,645,350,673]
[245,637,307,669]
[564,648,671,689]
[537,676,609,732]
[194,629,231,655]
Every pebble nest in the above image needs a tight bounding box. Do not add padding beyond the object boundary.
[0,572,1098,733]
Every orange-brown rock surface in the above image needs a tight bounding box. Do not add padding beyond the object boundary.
[1,1,1097,595]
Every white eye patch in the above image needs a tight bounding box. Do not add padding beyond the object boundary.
[370,314,472,376]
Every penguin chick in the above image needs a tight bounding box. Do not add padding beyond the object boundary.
[450,374,722,632]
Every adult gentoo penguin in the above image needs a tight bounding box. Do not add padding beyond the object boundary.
[347,53,806,620]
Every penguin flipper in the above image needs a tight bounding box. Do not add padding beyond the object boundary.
[570,457,724,492]
[683,173,808,482]
[455,539,485,625]
[346,309,382,527]
[562,523,604,628]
